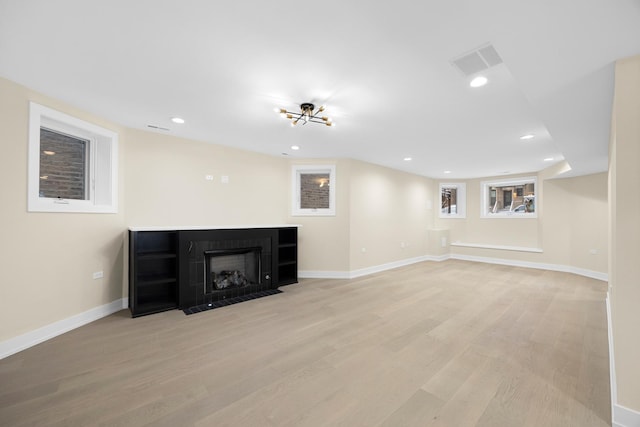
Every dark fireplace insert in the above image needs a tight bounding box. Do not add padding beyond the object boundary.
[204,247,261,293]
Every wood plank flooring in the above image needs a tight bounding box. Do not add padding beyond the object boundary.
[0,260,611,426]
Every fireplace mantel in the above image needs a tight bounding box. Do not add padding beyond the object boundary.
[129,224,301,232]
[128,225,298,317]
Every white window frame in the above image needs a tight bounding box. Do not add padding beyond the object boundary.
[480,176,537,218]
[439,183,466,218]
[28,102,118,213]
[291,164,336,216]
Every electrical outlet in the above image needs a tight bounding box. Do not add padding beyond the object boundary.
[589,249,598,255]
[221,175,229,184]
[205,175,214,181]
[92,271,104,279]
[441,237,447,247]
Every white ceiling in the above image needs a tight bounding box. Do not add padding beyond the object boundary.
[2,0,640,179]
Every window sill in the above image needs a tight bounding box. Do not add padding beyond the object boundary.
[450,242,543,253]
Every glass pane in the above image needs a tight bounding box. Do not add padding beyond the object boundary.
[489,183,535,213]
[441,187,458,214]
[39,128,88,200]
[300,173,330,209]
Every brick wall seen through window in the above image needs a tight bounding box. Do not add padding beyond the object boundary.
[300,173,330,209]
[39,128,88,200]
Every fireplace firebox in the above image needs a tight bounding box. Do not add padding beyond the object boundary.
[204,247,261,293]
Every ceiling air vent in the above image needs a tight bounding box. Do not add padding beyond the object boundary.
[450,43,503,77]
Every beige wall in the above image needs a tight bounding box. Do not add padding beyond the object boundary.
[288,159,352,273]
[433,171,608,275]
[348,160,434,270]
[289,159,435,274]
[610,55,640,412]
[0,77,126,342]
[124,128,289,227]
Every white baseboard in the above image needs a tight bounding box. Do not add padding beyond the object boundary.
[299,255,449,280]
[449,253,608,282]
[613,404,640,427]
[608,292,640,427]
[300,253,606,283]
[451,242,543,253]
[298,270,350,279]
[0,298,128,360]
[348,255,432,279]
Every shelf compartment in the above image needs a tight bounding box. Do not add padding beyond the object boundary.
[278,228,297,245]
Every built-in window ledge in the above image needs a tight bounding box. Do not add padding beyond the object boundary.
[450,242,543,253]
[128,224,301,232]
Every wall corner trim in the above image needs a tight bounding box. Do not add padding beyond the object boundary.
[0,298,128,360]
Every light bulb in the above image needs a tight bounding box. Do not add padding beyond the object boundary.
[470,76,488,88]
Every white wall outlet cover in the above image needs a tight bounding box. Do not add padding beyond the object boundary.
[221,175,229,183]
[441,237,447,247]
[205,175,214,181]
[92,271,104,279]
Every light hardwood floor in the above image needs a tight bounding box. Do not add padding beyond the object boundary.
[0,260,611,427]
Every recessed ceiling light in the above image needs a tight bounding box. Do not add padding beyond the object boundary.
[291,145,300,150]
[444,170,452,174]
[520,134,535,140]
[403,157,412,161]
[469,76,488,88]
[43,150,55,155]
[171,117,185,124]
[544,157,554,162]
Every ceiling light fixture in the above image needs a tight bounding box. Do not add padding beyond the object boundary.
[404,157,412,161]
[520,134,535,140]
[544,157,554,162]
[171,117,185,124]
[469,76,488,88]
[444,170,452,174]
[277,103,334,127]
[291,145,300,150]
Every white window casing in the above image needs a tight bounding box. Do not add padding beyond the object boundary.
[28,102,118,213]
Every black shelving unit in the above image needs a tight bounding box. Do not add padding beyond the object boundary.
[129,230,178,317]
[129,226,298,317]
[276,227,298,285]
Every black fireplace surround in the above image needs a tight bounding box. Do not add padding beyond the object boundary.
[179,229,274,309]
[128,226,298,317]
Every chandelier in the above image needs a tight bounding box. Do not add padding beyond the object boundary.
[276,103,334,127]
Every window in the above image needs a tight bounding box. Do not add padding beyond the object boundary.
[28,102,118,213]
[481,176,536,218]
[291,165,335,216]
[439,183,466,218]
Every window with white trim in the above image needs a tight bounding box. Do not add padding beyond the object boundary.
[291,165,335,216]
[439,183,466,218]
[481,177,536,218]
[28,102,118,213]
